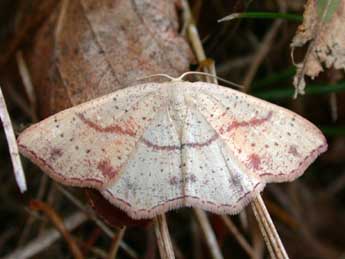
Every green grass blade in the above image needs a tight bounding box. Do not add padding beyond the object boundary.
[253,82,345,100]
[219,12,303,22]
[320,125,345,136]
[252,66,296,89]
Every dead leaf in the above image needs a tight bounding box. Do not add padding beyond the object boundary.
[0,0,58,68]
[291,0,345,97]
[24,0,193,117]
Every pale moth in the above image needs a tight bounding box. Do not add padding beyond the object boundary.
[17,75,327,219]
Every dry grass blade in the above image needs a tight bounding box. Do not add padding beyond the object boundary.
[15,51,37,122]
[56,186,138,259]
[251,201,276,258]
[241,18,283,92]
[251,196,289,259]
[220,215,256,258]
[241,1,286,92]
[194,209,224,259]
[2,212,87,259]
[107,226,126,259]
[29,200,84,259]
[0,86,27,192]
[154,214,175,259]
[57,186,114,237]
[217,13,242,22]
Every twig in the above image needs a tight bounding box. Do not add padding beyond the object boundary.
[1,212,87,259]
[190,219,202,259]
[241,0,286,92]
[241,18,283,92]
[56,185,138,259]
[265,200,299,229]
[216,54,254,75]
[57,186,113,236]
[107,227,126,259]
[251,202,275,258]
[17,174,51,247]
[324,169,345,196]
[29,200,84,259]
[0,86,27,192]
[251,196,289,259]
[194,209,224,259]
[81,243,108,259]
[154,214,175,259]
[81,228,102,255]
[220,215,256,258]
[55,0,69,42]
[250,223,265,259]
[16,51,37,122]
[0,80,32,118]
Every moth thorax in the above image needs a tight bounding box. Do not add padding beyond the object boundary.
[168,91,188,131]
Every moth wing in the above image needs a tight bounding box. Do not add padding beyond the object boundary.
[185,82,327,183]
[180,106,265,215]
[17,83,166,188]
[102,108,184,219]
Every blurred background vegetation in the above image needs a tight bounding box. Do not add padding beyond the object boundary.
[0,0,344,258]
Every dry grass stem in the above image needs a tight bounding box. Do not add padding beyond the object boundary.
[217,13,242,23]
[241,18,283,92]
[2,212,87,259]
[57,186,114,236]
[252,196,289,259]
[250,226,265,259]
[15,58,48,242]
[325,169,345,196]
[0,86,27,192]
[15,51,37,122]
[1,83,32,118]
[194,209,224,259]
[107,226,126,259]
[29,200,84,259]
[251,203,275,258]
[265,200,299,229]
[221,215,256,258]
[54,0,69,43]
[154,214,175,259]
[56,186,138,259]
[216,55,254,75]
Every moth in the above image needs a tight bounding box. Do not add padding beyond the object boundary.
[17,80,327,219]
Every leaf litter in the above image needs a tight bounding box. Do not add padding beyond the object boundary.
[291,0,345,96]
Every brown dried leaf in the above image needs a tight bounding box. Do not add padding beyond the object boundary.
[291,0,345,96]
[25,0,193,117]
[0,0,58,68]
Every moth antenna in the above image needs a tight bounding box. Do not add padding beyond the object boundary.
[177,71,244,89]
[137,71,244,89]
[136,74,176,81]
